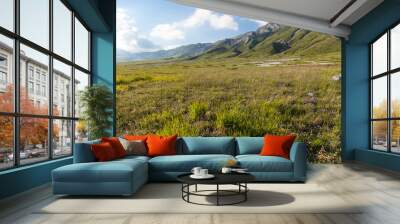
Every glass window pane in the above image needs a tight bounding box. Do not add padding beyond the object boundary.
[75,18,89,70]
[372,76,387,119]
[0,0,14,31]
[20,117,49,165]
[372,121,388,151]
[20,44,49,115]
[74,69,89,118]
[0,116,14,170]
[53,119,72,157]
[391,72,400,118]
[53,59,72,117]
[372,33,387,76]
[391,24,400,70]
[20,0,49,49]
[75,120,88,143]
[391,120,400,153]
[0,34,14,112]
[53,0,72,60]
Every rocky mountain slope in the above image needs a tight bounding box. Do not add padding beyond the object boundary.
[118,23,340,62]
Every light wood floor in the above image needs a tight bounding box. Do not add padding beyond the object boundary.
[1,162,400,224]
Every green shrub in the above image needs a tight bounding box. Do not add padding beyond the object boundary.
[188,102,208,121]
[80,84,113,139]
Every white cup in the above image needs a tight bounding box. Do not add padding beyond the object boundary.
[200,169,208,176]
[191,167,202,176]
[221,167,232,174]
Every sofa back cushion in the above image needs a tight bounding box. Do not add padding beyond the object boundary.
[179,137,235,155]
[147,135,178,157]
[73,139,100,163]
[235,137,264,155]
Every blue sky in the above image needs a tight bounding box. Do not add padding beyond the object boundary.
[117,0,267,53]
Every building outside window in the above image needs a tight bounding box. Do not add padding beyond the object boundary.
[0,54,7,88]
[35,83,40,95]
[41,85,46,97]
[0,71,6,84]
[28,66,34,80]
[35,70,40,81]
[0,55,7,67]
[0,57,6,66]
[28,81,34,94]
[41,73,46,83]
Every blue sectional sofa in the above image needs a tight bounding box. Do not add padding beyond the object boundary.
[52,137,307,196]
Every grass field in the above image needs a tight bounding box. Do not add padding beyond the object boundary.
[116,56,341,163]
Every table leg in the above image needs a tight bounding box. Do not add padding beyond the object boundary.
[217,184,219,206]
[187,184,190,202]
[245,183,247,201]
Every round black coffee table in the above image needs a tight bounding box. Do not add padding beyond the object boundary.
[177,173,255,206]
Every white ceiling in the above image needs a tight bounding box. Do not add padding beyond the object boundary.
[228,0,352,22]
[171,0,384,38]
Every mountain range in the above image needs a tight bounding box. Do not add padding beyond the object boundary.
[117,23,340,62]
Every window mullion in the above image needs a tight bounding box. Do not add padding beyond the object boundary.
[388,30,391,153]
[370,45,373,149]
[48,0,54,160]
[13,0,20,167]
[71,10,76,154]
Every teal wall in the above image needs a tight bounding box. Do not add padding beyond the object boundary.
[343,0,400,171]
[0,158,72,199]
[92,32,115,135]
[91,0,116,135]
[0,0,116,200]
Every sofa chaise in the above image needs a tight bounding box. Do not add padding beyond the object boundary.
[52,137,307,196]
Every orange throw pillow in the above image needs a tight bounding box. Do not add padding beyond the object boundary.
[146,135,177,157]
[260,135,296,159]
[101,137,127,158]
[124,135,148,141]
[91,142,117,162]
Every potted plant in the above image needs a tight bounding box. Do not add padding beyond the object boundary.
[79,84,113,140]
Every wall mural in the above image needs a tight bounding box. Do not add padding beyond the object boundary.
[116,0,341,163]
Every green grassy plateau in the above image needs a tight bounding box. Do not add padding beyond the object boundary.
[117,54,341,163]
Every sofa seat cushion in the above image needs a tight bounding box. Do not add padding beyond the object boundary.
[53,159,147,183]
[117,155,150,162]
[149,154,235,172]
[236,155,293,172]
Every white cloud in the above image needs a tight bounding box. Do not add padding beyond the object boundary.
[118,8,240,52]
[150,23,185,41]
[182,9,211,28]
[209,13,238,30]
[183,9,238,30]
[250,19,268,27]
[149,9,239,42]
[117,8,159,53]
